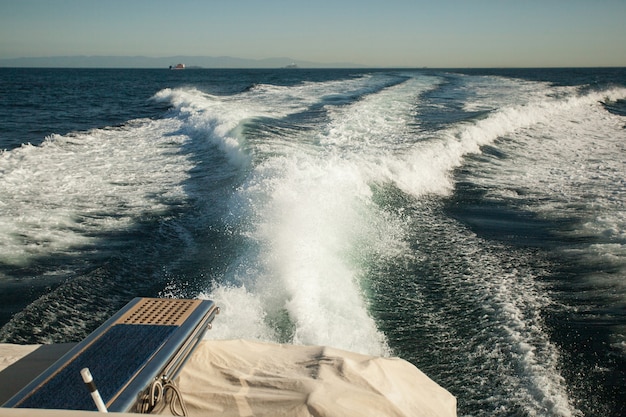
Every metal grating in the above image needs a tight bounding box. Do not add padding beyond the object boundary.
[4,297,218,412]
[116,298,201,326]
[15,324,177,410]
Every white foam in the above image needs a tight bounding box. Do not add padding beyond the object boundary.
[0,119,193,266]
[194,74,624,364]
[151,75,400,169]
[153,88,254,168]
[199,285,276,341]
[494,270,580,417]
[446,82,626,416]
[202,153,400,355]
[240,72,604,360]
[196,76,440,355]
[467,85,626,273]
[393,85,626,200]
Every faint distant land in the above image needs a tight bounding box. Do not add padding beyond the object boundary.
[0,55,364,69]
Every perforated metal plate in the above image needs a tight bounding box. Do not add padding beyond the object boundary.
[118,298,202,326]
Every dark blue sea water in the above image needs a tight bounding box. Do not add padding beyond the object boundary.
[1,67,625,416]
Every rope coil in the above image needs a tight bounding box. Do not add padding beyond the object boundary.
[138,377,189,416]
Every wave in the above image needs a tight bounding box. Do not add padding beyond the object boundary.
[191,76,434,356]
[0,119,193,266]
[187,76,625,415]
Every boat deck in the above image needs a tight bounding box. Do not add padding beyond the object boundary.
[2,297,218,413]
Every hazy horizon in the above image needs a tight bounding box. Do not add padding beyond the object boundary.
[2,54,626,69]
[1,0,625,68]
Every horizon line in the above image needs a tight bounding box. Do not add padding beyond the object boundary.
[1,55,624,70]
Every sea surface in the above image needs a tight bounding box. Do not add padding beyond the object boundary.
[1,67,625,416]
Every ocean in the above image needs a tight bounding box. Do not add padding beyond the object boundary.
[0,67,625,416]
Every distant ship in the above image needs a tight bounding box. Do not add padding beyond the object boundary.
[169,63,185,70]
[284,63,298,69]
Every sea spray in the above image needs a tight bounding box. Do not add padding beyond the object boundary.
[193,77,435,355]
[201,153,403,355]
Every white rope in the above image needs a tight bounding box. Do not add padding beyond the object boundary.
[139,377,189,416]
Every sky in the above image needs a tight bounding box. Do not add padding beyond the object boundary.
[1,0,625,68]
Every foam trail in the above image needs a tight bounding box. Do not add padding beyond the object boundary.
[200,76,438,355]
[428,82,626,417]
[151,74,404,169]
[389,85,626,199]
[0,119,193,266]
[198,76,623,413]
[202,153,403,355]
[467,84,626,357]
[153,88,253,168]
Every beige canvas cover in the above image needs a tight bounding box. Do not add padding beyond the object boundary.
[0,340,456,417]
[156,339,456,417]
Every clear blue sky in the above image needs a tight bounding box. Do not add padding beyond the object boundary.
[1,0,625,67]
